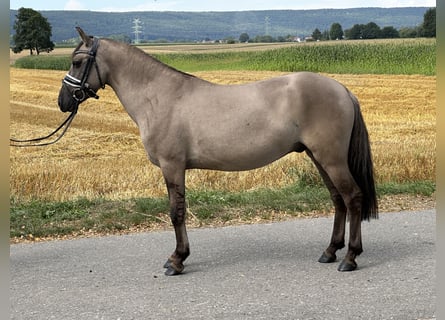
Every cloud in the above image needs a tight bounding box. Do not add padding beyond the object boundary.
[64,0,86,10]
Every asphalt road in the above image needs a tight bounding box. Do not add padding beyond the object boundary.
[10,210,436,320]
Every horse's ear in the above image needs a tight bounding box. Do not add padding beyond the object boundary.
[76,27,93,47]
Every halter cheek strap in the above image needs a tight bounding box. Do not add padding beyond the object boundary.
[63,37,105,102]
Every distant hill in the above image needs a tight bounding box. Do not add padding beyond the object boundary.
[10,7,430,42]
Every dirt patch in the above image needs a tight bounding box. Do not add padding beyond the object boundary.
[377,193,436,213]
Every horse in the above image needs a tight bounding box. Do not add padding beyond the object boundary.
[58,27,378,276]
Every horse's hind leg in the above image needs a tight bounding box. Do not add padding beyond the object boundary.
[306,151,347,264]
[307,151,363,271]
[161,163,190,276]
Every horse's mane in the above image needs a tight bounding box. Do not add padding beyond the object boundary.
[102,38,197,79]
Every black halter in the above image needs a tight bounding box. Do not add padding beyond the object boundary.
[10,37,104,147]
[63,37,105,103]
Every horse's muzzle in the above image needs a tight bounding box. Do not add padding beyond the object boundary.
[58,85,78,113]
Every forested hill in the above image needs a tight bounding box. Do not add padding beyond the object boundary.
[10,7,429,42]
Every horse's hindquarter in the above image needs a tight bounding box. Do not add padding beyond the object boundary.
[291,73,355,159]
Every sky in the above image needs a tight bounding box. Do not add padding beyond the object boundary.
[10,0,436,12]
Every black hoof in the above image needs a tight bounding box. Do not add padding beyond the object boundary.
[165,266,182,276]
[318,252,336,263]
[338,259,357,272]
[163,259,184,276]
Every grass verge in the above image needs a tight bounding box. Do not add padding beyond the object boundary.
[10,181,435,241]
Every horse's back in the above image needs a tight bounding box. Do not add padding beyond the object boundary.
[179,72,354,171]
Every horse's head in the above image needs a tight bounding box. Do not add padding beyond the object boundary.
[58,27,105,113]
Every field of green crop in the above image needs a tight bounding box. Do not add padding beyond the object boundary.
[13,38,436,75]
[155,39,436,75]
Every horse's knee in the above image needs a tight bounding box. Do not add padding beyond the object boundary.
[170,207,186,225]
[167,183,186,226]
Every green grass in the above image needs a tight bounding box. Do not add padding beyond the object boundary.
[14,39,436,75]
[14,55,72,70]
[10,180,435,239]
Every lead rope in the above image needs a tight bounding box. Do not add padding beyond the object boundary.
[9,106,78,147]
[10,37,102,148]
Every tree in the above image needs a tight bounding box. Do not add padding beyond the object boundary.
[312,28,322,41]
[321,29,330,41]
[253,35,275,43]
[421,7,436,37]
[345,24,364,39]
[12,7,54,55]
[381,26,400,39]
[399,26,420,38]
[361,22,381,39]
[224,36,236,44]
[330,23,343,40]
[239,33,250,43]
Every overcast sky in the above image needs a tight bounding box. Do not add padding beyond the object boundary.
[10,0,436,12]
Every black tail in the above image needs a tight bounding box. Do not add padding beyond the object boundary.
[347,90,378,221]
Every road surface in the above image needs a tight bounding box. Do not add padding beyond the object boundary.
[10,210,436,319]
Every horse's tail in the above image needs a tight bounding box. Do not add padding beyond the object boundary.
[347,90,378,221]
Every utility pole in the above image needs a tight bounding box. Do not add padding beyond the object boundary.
[265,16,270,36]
[132,18,143,44]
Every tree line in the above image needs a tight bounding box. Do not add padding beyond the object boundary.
[312,7,435,41]
[238,7,435,43]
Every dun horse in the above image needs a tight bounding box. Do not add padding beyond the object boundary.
[58,27,378,276]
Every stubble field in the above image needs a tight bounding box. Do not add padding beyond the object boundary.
[10,67,436,202]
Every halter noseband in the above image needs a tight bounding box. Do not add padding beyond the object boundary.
[63,37,105,103]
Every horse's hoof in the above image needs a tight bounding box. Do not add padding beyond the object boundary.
[318,252,336,263]
[163,259,184,276]
[338,259,357,272]
[165,266,182,276]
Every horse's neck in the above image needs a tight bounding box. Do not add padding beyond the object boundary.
[104,41,179,90]
[102,40,193,123]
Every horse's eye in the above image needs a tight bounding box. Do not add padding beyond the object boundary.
[72,60,82,68]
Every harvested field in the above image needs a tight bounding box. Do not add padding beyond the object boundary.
[10,68,436,202]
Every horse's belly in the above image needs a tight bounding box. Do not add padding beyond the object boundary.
[186,130,297,171]
[184,89,300,171]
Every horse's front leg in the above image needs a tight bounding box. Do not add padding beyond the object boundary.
[161,164,190,276]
